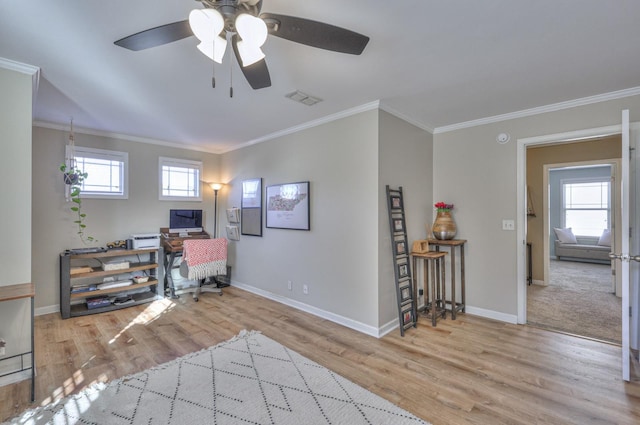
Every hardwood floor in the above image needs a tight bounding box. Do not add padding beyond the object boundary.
[2,286,639,424]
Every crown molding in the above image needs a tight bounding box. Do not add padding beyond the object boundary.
[0,57,41,112]
[224,101,382,153]
[434,86,640,134]
[378,103,434,134]
[33,120,220,155]
[0,57,39,75]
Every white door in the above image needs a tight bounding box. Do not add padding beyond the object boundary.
[610,110,634,381]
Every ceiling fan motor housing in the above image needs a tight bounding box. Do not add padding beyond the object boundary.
[201,0,262,32]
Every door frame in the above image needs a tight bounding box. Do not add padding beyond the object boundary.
[541,159,620,293]
[516,124,623,324]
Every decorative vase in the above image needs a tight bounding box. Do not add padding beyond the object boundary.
[432,211,457,240]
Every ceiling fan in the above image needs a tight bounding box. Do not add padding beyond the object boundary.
[114,0,369,90]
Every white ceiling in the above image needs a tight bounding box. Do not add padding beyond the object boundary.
[2,1,640,153]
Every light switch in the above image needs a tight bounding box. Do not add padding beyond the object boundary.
[502,219,515,230]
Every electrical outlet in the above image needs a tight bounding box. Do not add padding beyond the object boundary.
[0,338,5,356]
[303,284,309,295]
[287,280,292,291]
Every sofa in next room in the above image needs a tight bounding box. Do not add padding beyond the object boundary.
[553,227,612,264]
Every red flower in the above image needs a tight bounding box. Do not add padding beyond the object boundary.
[434,202,454,212]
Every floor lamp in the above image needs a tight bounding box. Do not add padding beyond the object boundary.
[210,183,223,238]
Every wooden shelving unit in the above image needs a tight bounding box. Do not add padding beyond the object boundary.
[59,247,164,319]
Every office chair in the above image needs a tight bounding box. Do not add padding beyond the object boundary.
[174,238,227,301]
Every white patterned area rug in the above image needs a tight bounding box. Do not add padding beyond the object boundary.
[5,330,429,425]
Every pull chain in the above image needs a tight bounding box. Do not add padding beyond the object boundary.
[229,47,233,98]
[211,42,216,88]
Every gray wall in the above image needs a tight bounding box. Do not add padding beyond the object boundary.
[221,110,382,331]
[433,94,640,319]
[31,126,221,311]
[378,110,432,328]
[0,66,33,376]
[221,109,431,334]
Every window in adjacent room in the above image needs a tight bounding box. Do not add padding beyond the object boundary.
[159,157,202,201]
[68,146,128,199]
[561,178,610,236]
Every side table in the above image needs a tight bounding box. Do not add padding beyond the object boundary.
[411,251,448,326]
[0,282,35,402]
[427,238,467,319]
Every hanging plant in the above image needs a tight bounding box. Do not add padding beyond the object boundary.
[60,163,95,244]
[60,118,96,244]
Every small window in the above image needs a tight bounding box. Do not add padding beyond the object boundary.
[159,157,202,201]
[68,146,128,199]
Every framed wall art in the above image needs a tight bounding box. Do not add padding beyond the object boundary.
[241,178,262,236]
[266,181,310,230]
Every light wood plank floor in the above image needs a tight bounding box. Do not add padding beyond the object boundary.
[2,286,639,424]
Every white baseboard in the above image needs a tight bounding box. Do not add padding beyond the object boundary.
[378,318,399,337]
[231,281,387,338]
[34,289,518,334]
[36,304,59,316]
[465,305,518,324]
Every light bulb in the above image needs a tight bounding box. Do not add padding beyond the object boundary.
[235,14,267,67]
[189,9,227,64]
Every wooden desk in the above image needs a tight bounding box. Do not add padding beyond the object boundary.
[0,282,35,402]
[427,239,467,319]
[411,251,447,326]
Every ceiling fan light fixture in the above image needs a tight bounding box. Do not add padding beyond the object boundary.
[189,9,227,63]
[235,14,268,45]
[236,42,265,66]
[235,13,267,66]
[197,38,227,63]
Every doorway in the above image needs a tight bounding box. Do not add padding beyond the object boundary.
[516,129,623,325]
[526,154,622,343]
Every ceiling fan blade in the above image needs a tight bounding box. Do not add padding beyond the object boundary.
[260,13,369,55]
[231,35,271,89]
[114,20,193,51]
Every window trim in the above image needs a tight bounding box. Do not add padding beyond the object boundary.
[158,157,203,201]
[67,145,129,200]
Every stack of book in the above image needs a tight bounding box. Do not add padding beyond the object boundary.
[71,284,98,294]
[86,296,111,309]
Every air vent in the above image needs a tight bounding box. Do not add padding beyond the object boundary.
[285,90,322,106]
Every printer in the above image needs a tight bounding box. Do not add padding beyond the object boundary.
[130,233,161,249]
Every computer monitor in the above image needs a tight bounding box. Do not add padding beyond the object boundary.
[169,209,203,234]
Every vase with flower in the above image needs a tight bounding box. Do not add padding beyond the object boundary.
[432,202,456,240]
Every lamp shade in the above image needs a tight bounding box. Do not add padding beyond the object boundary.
[189,9,227,63]
[210,183,224,191]
[235,13,267,67]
